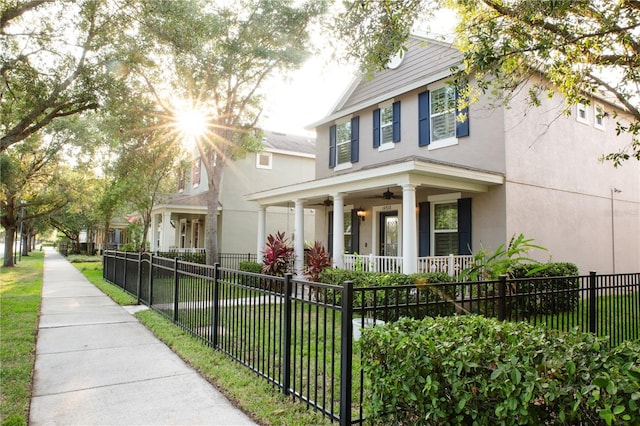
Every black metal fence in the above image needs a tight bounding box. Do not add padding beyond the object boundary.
[103,251,639,425]
[153,251,257,269]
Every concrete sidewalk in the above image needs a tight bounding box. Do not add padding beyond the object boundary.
[30,248,257,426]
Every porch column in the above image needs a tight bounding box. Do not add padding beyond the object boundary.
[161,211,174,252]
[257,205,266,263]
[294,199,305,277]
[402,184,418,274]
[332,193,345,269]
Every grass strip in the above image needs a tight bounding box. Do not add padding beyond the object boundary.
[0,252,44,426]
[73,263,331,426]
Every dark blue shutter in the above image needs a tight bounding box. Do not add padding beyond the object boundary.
[392,101,401,142]
[418,202,430,256]
[329,125,336,168]
[455,89,470,138]
[373,109,380,148]
[351,209,360,253]
[350,116,359,163]
[418,91,430,146]
[327,211,334,255]
[457,198,472,255]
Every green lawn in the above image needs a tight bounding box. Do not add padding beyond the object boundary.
[0,252,43,426]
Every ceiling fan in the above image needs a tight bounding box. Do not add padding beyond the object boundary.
[369,187,402,200]
[310,197,333,207]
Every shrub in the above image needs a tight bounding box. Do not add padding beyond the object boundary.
[239,261,262,274]
[304,241,332,283]
[511,262,580,316]
[360,316,640,425]
[320,269,456,321]
[261,231,294,277]
[156,251,206,264]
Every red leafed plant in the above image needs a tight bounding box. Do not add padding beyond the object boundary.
[304,241,332,283]
[261,231,294,277]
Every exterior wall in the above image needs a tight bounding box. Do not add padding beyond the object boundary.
[503,82,640,273]
[219,151,315,253]
[315,81,507,180]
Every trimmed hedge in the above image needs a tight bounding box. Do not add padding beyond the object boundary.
[511,262,580,316]
[360,316,640,425]
[239,261,262,273]
[320,270,456,321]
[155,251,206,264]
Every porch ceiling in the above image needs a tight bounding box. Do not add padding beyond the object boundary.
[246,157,504,207]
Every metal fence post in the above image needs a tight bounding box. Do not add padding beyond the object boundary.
[282,273,293,395]
[136,252,142,304]
[173,257,179,322]
[122,253,127,290]
[148,253,153,307]
[498,275,507,321]
[212,263,220,348]
[589,271,597,334]
[340,280,354,426]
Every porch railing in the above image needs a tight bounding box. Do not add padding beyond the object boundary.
[343,253,474,276]
[168,247,206,254]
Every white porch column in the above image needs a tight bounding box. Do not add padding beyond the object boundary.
[332,193,345,269]
[294,199,305,276]
[161,212,174,251]
[257,205,266,263]
[402,184,418,274]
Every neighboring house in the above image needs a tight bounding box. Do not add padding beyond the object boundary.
[247,35,639,275]
[149,130,317,257]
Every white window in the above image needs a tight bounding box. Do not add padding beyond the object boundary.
[256,152,272,169]
[433,202,458,256]
[380,105,394,145]
[336,121,351,166]
[594,104,606,130]
[430,86,457,143]
[576,103,589,124]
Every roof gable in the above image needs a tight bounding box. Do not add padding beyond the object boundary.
[335,36,462,113]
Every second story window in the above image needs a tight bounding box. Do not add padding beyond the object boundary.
[419,84,469,148]
[256,152,272,169]
[336,121,351,165]
[431,86,456,142]
[594,104,606,130]
[329,117,359,170]
[373,101,401,149]
[178,170,185,192]
[192,157,201,187]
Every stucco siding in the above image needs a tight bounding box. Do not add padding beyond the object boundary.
[503,82,640,273]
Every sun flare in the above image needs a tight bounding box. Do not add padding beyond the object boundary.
[175,106,208,140]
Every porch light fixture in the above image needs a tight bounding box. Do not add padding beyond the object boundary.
[356,207,366,221]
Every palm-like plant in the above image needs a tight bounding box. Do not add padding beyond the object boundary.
[261,231,294,277]
[304,241,332,283]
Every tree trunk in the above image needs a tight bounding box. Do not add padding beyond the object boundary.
[205,163,224,266]
[2,225,16,267]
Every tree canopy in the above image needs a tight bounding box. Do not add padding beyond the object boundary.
[335,0,640,165]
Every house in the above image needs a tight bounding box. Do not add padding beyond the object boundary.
[247,35,640,275]
[149,130,317,257]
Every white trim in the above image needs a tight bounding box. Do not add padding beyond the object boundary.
[372,204,403,257]
[334,162,353,171]
[256,152,273,169]
[428,192,462,202]
[307,69,460,129]
[246,159,504,205]
[378,143,395,152]
[263,147,315,159]
[427,137,458,150]
[335,115,353,125]
[378,99,394,109]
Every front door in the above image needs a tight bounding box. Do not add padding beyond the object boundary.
[379,211,398,256]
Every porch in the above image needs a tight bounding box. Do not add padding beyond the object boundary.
[343,253,474,276]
